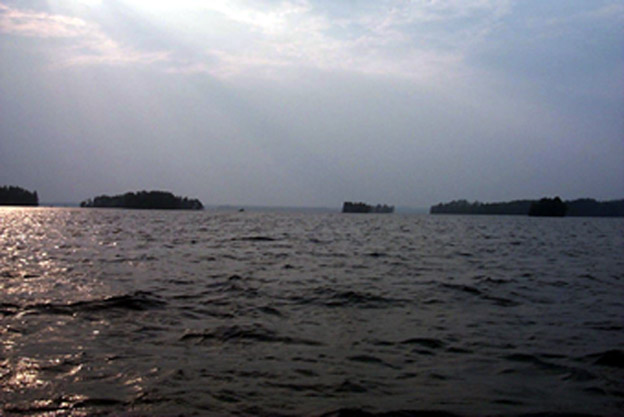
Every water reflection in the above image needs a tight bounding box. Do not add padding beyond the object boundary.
[1,208,141,414]
[8,357,47,390]
[0,208,108,305]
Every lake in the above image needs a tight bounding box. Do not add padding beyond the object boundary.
[1,208,623,416]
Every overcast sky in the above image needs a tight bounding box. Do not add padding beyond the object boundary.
[1,0,622,207]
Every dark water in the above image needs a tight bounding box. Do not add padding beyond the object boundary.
[1,207,623,417]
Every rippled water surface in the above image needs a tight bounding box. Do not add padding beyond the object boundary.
[1,208,623,416]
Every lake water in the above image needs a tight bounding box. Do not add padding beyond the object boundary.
[1,208,623,416]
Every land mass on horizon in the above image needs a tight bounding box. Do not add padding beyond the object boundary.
[0,185,39,206]
[80,190,203,210]
[342,201,394,213]
[430,197,624,217]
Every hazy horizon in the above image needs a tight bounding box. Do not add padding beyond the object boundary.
[28,194,624,210]
[2,1,623,207]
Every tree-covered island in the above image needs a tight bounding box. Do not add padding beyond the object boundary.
[80,190,203,210]
[0,186,39,206]
[343,201,394,213]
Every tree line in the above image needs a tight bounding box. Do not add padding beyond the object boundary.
[430,197,624,217]
[0,186,38,206]
[80,191,203,210]
[343,201,394,213]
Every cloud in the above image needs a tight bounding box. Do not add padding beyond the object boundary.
[0,2,169,67]
[151,0,503,80]
[0,0,514,80]
[62,38,169,67]
[0,3,90,38]
[203,0,316,36]
[3,0,621,86]
[533,2,624,27]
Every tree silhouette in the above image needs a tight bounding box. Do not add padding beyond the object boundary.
[528,197,567,217]
[0,186,38,206]
[81,190,203,210]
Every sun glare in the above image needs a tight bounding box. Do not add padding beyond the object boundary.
[69,0,290,35]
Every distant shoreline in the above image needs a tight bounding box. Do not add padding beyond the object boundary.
[3,183,622,216]
[430,197,624,217]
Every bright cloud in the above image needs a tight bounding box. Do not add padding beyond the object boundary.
[191,0,512,78]
[0,0,516,79]
[0,2,168,67]
[3,0,621,84]
[0,3,90,38]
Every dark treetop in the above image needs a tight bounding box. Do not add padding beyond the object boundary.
[342,201,394,213]
[80,190,203,210]
[431,197,624,217]
[0,185,38,206]
[528,197,567,217]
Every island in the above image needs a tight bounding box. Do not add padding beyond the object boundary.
[0,185,38,206]
[430,197,624,217]
[80,190,203,210]
[342,201,394,213]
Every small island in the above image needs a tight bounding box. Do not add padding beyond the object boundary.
[343,201,394,213]
[0,185,39,206]
[80,190,203,210]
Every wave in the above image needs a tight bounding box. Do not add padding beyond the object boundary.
[335,379,369,393]
[262,378,373,397]
[347,355,396,369]
[257,305,283,316]
[400,337,446,349]
[582,321,623,331]
[318,409,604,417]
[2,395,126,414]
[287,287,406,308]
[319,409,462,417]
[6,291,166,316]
[369,337,467,355]
[441,283,519,306]
[180,324,323,346]
[233,236,277,241]
[500,352,600,383]
[503,353,567,370]
[477,276,514,285]
[441,283,482,295]
[201,275,262,300]
[324,290,401,307]
[585,349,624,368]
[0,302,20,316]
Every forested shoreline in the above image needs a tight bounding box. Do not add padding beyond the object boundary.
[431,198,624,217]
[0,186,38,206]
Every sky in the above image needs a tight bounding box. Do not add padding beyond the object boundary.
[1,0,623,207]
